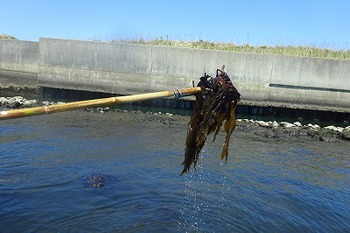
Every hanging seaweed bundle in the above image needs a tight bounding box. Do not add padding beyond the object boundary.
[181,68,241,175]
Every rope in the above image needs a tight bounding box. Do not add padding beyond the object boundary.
[172,88,183,100]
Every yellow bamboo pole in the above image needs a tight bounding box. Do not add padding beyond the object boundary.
[0,87,202,121]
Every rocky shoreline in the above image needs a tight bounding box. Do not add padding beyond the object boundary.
[87,107,350,142]
[1,95,349,141]
[0,96,38,109]
[237,118,350,142]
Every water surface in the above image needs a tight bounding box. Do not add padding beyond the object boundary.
[0,111,349,232]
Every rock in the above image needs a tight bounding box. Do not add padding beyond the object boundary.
[84,174,107,188]
[307,128,319,137]
[272,121,279,129]
[334,127,344,136]
[324,125,337,131]
[319,136,336,142]
[0,96,38,108]
[42,101,50,106]
[237,122,253,132]
[306,123,316,129]
[342,126,350,139]
[23,99,37,107]
[257,120,269,127]
[281,122,297,128]
[7,96,25,108]
[324,126,344,136]
[318,127,339,141]
[0,97,8,106]
[96,107,105,113]
[285,128,305,137]
[12,96,24,102]
[293,121,302,127]
[255,129,277,138]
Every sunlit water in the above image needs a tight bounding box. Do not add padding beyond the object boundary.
[0,111,349,232]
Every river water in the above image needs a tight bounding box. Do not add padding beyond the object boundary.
[0,110,349,232]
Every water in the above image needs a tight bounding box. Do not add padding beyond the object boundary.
[0,111,349,232]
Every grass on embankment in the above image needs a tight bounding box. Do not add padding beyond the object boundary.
[0,34,16,40]
[2,33,349,60]
[117,38,350,60]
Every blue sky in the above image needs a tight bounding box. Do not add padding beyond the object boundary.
[1,0,349,49]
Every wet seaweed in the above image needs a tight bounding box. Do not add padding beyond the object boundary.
[181,68,241,175]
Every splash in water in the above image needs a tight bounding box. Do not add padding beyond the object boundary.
[181,68,241,175]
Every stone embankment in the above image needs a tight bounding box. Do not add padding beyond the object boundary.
[236,119,350,142]
[93,108,350,142]
[1,96,349,141]
[0,96,37,108]
[0,96,66,109]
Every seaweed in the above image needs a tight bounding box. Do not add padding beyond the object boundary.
[181,68,241,175]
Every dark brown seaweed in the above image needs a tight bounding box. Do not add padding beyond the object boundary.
[181,69,241,175]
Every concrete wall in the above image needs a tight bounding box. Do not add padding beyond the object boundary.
[0,39,39,87]
[38,38,274,100]
[1,37,350,109]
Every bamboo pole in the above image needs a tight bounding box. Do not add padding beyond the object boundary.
[0,87,202,121]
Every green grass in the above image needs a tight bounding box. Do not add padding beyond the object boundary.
[0,34,16,40]
[115,38,350,60]
[2,33,349,60]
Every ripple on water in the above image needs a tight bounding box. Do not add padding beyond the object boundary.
[0,111,349,232]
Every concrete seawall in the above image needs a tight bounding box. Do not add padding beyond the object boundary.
[0,39,39,87]
[1,37,350,111]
